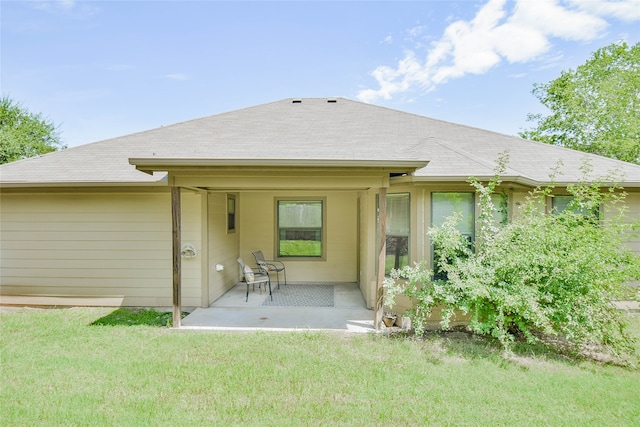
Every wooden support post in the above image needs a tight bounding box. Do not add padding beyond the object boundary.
[374,187,387,329]
[171,186,182,328]
[200,191,210,308]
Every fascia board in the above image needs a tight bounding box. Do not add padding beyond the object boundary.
[0,174,168,188]
[393,175,640,188]
[129,157,429,171]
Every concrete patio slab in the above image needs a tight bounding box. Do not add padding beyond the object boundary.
[615,300,640,312]
[181,282,376,332]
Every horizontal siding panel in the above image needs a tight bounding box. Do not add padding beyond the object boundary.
[1,190,204,307]
[1,277,171,287]
[207,192,240,303]
[1,269,199,280]
[1,240,171,251]
[1,268,175,279]
[181,232,201,241]
[1,231,169,241]
[2,249,170,260]
[1,221,170,232]
[1,259,173,269]
[626,193,640,256]
[0,285,170,296]
[123,297,198,307]
[119,298,200,307]
[0,212,170,223]
[0,286,199,299]
[1,196,170,213]
[0,285,200,298]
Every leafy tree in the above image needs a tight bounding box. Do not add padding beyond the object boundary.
[520,41,640,165]
[0,97,64,164]
[384,156,640,365]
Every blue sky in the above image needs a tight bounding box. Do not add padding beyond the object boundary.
[3,0,639,148]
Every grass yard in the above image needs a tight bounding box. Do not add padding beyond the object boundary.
[1,307,639,426]
[385,254,409,274]
[279,240,322,257]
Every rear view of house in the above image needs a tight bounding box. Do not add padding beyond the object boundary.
[2,98,639,312]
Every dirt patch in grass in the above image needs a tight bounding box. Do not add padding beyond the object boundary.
[383,315,640,369]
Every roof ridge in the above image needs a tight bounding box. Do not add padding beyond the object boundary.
[428,139,523,178]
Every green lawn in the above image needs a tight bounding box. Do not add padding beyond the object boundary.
[279,240,322,257]
[385,254,409,275]
[1,307,639,426]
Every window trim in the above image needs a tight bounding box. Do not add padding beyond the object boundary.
[226,194,236,234]
[430,191,476,281]
[551,194,601,219]
[551,194,573,214]
[490,192,509,225]
[430,191,476,239]
[378,192,411,276]
[275,197,327,260]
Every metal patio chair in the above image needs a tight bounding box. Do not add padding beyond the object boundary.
[237,258,272,302]
[252,250,287,289]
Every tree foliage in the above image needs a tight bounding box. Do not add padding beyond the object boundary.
[384,155,640,364]
[0,97,64,164]
[520,41,640,165]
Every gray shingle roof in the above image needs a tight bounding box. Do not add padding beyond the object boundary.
[2,97,640,186]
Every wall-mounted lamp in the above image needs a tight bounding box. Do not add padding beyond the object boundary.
[181,243,197,259]
[215,264,225,272]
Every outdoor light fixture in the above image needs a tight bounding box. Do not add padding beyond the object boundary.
[181,243,197,258]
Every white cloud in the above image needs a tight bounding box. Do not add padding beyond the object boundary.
[569,0,640,22]
[406,25,428,39]
[358,0,637,103]
[510,0,608,40]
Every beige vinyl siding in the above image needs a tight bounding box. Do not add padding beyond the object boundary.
[625,192,640,289]
[179,191,203,307]
[207,192,240,304]
[0,190,202,307]
[625,192,640,256]
[358,189,377,308]
[326,192,358,280]
[239,191,358,282]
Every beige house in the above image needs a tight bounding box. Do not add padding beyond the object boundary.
[2,97,640,313]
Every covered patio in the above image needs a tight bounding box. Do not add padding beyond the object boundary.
[129,157,427,329]
[181,282,375,332]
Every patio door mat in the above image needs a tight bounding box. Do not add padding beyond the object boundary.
[262,284,334,307]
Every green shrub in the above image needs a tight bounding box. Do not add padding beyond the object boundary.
[385,156,640,364]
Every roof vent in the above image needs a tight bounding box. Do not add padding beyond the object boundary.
[327,98,337,103]
[292,99,302,103]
